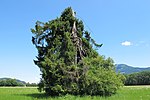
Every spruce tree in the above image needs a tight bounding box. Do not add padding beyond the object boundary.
[31,7,124,96]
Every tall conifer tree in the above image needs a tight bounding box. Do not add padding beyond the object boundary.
[32,7,124,96]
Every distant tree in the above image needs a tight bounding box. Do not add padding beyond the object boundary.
[26,82,37,87]
[31,7,124,96]
[0,79,25,86]
[125,71,150,85]
[0,80,6,86]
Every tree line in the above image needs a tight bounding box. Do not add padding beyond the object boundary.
[0,79,24,86]
[0,78,37,87]
[124,71,150,85]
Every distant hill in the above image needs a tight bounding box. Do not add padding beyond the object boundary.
[116,64,150,74]
[0,78,26,84]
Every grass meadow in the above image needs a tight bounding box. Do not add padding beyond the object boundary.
[0,86,150,100]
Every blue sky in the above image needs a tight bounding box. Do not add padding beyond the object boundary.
[0,0,150,83]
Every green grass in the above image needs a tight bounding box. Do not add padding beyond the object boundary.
[0,86,150,100]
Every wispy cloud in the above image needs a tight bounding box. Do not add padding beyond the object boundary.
[121,41,132,46]
[146,44,150,47]
[135,40,150,47]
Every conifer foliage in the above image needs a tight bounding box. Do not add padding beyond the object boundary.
[31,7,124,96]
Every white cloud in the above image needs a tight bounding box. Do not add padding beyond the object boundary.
[121,41,132,46]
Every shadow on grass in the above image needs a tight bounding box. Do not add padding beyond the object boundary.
[27,93,49,99]
[18,93,51,99]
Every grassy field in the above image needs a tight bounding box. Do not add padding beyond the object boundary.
[0,86,150,100]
